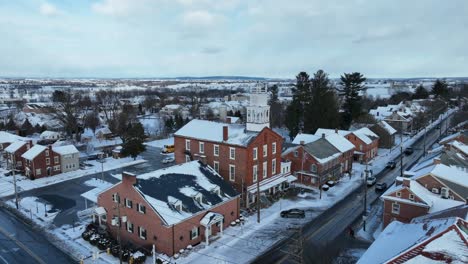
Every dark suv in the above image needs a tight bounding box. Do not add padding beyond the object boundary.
[280,209,305,218]
[404,147,414,155]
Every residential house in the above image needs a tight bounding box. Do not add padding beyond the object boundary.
[22,145,61,179]
[358,207,468,264]
[447,140,468,159]
[4,140,32,170]
[95,161,240,256]
[439,131,466,146]
[369,102,417,133]
[381,163,467,228]
[53,145,79,173]
[283,136,342,188]
[22,103,54,114]
[315,127,379,162]
[292,133,355,174]
[0,131,28,151]
[174,85,295,207]
[40,131,61,141]
[370,121,397,149]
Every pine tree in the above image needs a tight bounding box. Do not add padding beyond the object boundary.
[21,119,34,136]
[5,116,17,131]
[431,79,449,99]
[285,100,301,139]
[269,84,283,128]
[340,72,366,128]
[285,72,311,138]
[175,114,184,130]
[304,70,340,132]
[121,122,146,160]
[413,85,429,99]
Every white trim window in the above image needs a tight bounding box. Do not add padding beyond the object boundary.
[392,203,400,214]
[185,139,191,151]
[229,147,235,160]
[137,203,146,214]
[36,168,41,175]
[112,193,120,203]
[185,155,191,163]
[253,147,258,160]
[199,142,205,154]
[396,192,401,197]
[409,194,415,201]
[45,150,49,156]
[214,145,219,156]
[253,165,258,182]
[213,161,220,173]
[229,165,235,182]
[263,144,268,157]
[125,198,133,208]
[311,164,317,173]
[263,161,267,179]
[46,158,50,165]
[54,156,59,164]
[190,227,199,240]
[126,221,134,233]
[138,226,147,240]
[272,159,276,175]
[272,142,277,154]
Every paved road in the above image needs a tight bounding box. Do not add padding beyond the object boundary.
[0,208,75,264]
[253,113,453,264]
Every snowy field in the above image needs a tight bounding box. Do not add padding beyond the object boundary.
[145,137,174,148]
[0,156,146,198]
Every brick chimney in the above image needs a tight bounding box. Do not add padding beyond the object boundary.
[433,158,441,165]
[300,141,305,146]
[226,117,231,124]
[322,133,326,139]
[402,179,411,188]
[122,171,137,186]
[223,126,228,141]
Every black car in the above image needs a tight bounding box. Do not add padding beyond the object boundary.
[280,209,305,218]
[404,147,414,155]
[386,161,396,169]
[375,182,388,191]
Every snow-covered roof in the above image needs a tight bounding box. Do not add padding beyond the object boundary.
[314,128,350,137]
[292,133,319,145]
[0,131,28,144]
[358,217,464,264]
[4,141,27,153]
[378,120,397,135]
[175,119,260,146]
[449,140,468,156]
[429,164,468,188]
[439,132,461,144]
[40,130,60,138]
[324,133,355,153]
[53,145,79,155]
[352,127,379,144]
[21,145,47,160]
[132,161,239,226]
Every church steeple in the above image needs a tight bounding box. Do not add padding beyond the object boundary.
[246,83,270,132]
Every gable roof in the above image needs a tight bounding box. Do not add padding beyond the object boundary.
[439,132,461,145]
[292,133,319,145]
[0,131,29,144]
[291,133,354,153]
[52,145,79,155]
[314,128,351,137]
[175,119,270,147]
[132,161,239,226]
[449,140,468,156]
[358,217,464,264]
[352,127,380,144]
[4,141,27,153]
[302,138,341,163]
[21,145,47,160]
[377,120,397,135]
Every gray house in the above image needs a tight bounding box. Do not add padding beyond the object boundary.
[53,145,80,173]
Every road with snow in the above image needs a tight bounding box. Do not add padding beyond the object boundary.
[253,113,453,264]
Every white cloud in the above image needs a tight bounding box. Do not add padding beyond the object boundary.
[181,10,221,28]
[92,0,156,16]
[39,2,60,16]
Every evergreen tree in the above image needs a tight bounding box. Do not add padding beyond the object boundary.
[21,119,34,136]
[304,70,340,133]
[165,117,174,133]
[84,112,100,133]
[340,72,366,128]
[285,72,311,138]
[269,84,283,128]
[175,114,184,130]
[5,116,17,131]
[0,122,4,130]
[285,100,301,139]
[227,110,234,116]
[413,85,429,99]
[234,110,242,121]
[34,124,42,133]
[121,122,146,160]
[431,79,449,99]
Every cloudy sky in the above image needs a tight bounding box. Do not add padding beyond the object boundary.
[1,0,467,78]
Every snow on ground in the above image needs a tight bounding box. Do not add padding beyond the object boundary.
[6,196,58,227]
[0,156,146,198]
[139,114,163,136]
[145,137,174,148]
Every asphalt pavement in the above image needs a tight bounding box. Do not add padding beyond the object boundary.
[253,113,453,264]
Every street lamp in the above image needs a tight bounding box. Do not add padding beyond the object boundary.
[98,152,106,182]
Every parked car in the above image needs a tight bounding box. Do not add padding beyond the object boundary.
[375,182,388,191]
[404,147,414,155]
[367,176,377,186]
[280,209,305,218]
[386,161,396,169]
[162,157,175,164]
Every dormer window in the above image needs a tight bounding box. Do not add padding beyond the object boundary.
[211,186,221,196]
[194,193,203,204]
[173,200,183,211]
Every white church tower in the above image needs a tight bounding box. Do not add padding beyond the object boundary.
[246,83,270,132]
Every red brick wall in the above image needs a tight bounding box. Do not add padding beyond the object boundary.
[417,175,465,202]
[23,146,61,179]
[346,134,379,161]
[8,141,32,170]
[383,199,429,227]
[98,177,240,256]
[174,127,284,192]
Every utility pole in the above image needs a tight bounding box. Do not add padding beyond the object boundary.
[363,159,368,231]
[256,172,260,223]
[400,145,403,177]
[422,126,427,157]
[12,155,19,209]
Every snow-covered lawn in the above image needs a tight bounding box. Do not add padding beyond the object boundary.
[145,137,174,148]
[0,157,146,198]
[6,196,58,228]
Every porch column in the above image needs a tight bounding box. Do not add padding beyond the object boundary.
[220,221,223,235]
[205,227,209,245]
[84,198,88,209]
[92,213,95,222]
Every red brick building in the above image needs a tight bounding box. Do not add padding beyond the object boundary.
[4,140,32,170]
[22,145,62,179]
[315,127,379,162]
[174,85,295,207]
[381,164,466,228]
[0,131,29,151]
[283,137,343,187]
[96,161,240,256]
